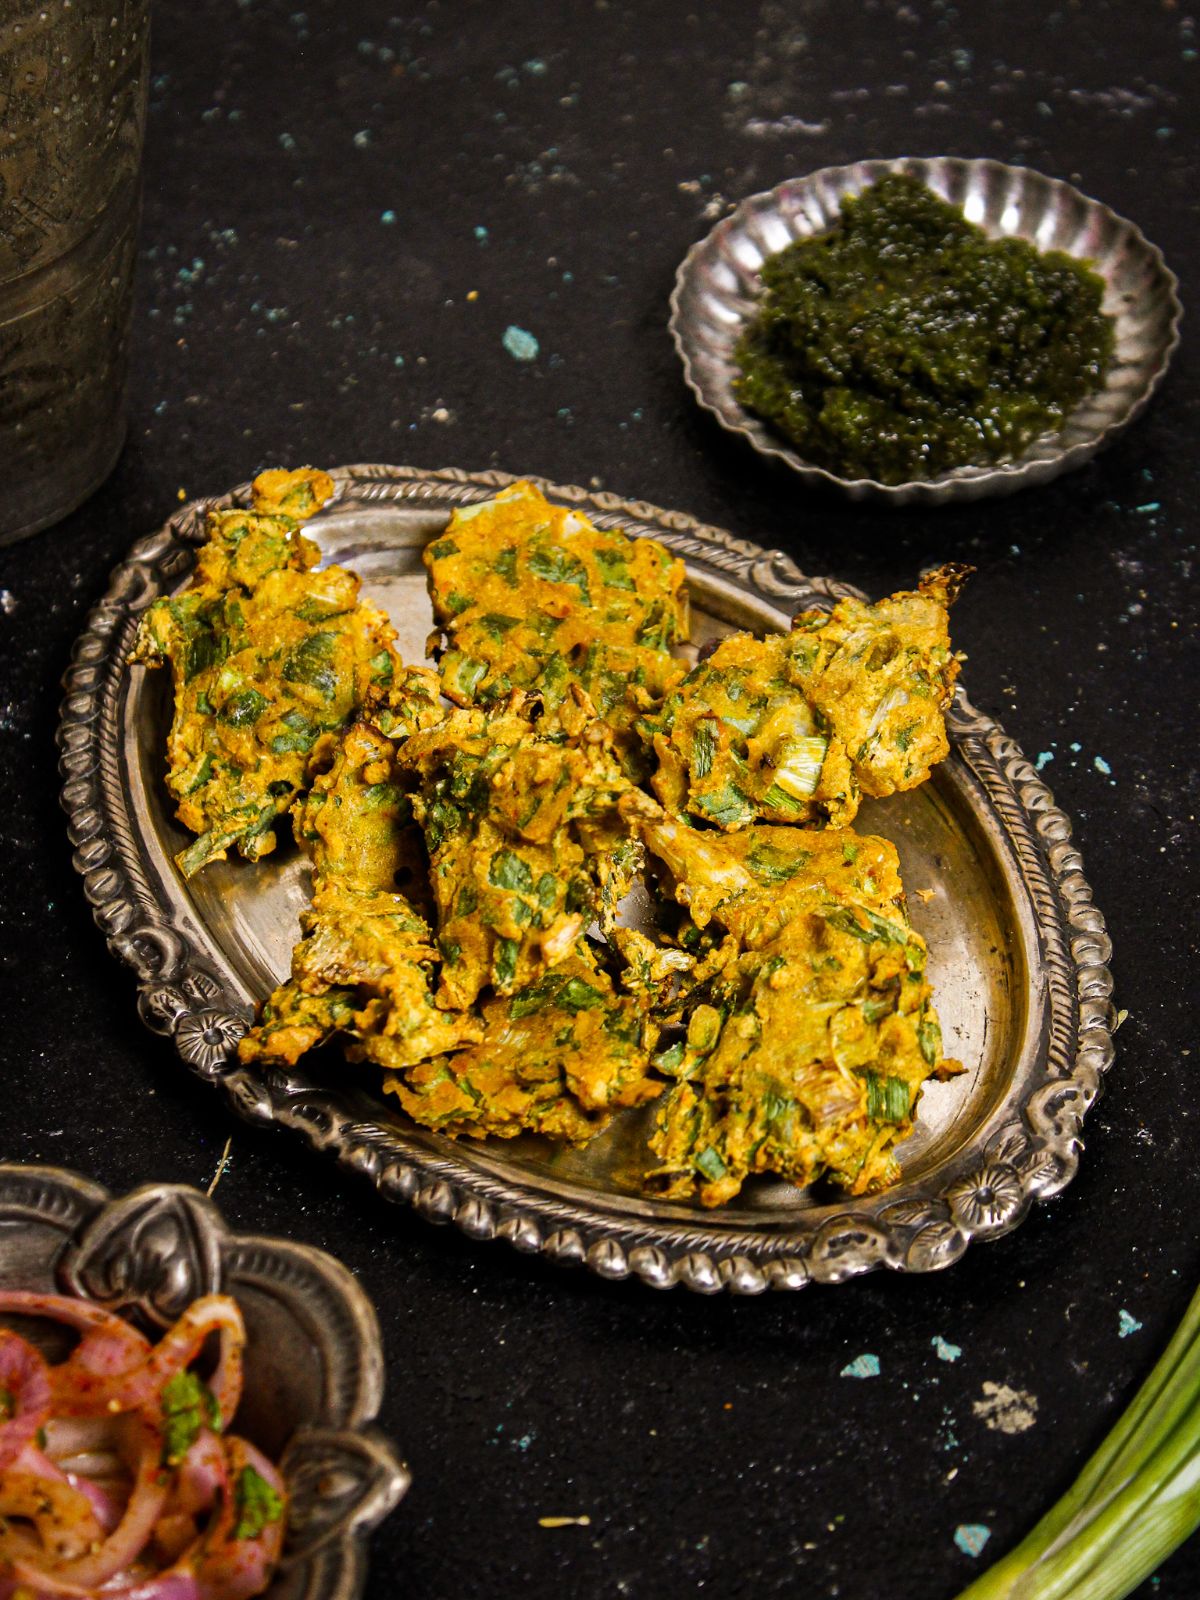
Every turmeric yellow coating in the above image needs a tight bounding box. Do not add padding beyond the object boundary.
[131,467,399,876]
[788,563,970,800]
[626,794,960,1205]
[238,720,481,1073]
[396,693,631,1010]
[384,949,661,1144]
[642,564,968,831]
[145,469,971,1204]
[424,480,689,752]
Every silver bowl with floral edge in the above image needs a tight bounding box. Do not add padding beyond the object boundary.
[57,465,1116,1293]
[670,156,1181,506]
[0,1162,410,1598]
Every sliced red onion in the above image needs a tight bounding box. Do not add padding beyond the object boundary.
[0,1470,103,1562]
[0,1329,52,1470]
[23,1414,169,1588]
[0,1292,283,1600]
[49,1297,245,1424]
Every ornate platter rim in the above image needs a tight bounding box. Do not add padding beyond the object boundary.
[57,464,1116,1294]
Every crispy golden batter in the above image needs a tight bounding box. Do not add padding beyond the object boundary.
[154,467,971,1202]
[238,721,482,1072]
[622,790,903,965]
[788,564,970,800]
[384,950,660,1143]
[396,693,631,1009]
[132,467,399,875]
[642,565,968,831]
[625,793,959,1204]
[423,481,689,751]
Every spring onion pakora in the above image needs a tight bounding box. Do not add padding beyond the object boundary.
[385,948,661,1144]
[624,793,961,1204]
[396,691,631,1010]
[131,468,401,875]
[643,564,968,830]
[423,480,689,758]
[147,467,969,1206]
[238,718,482,1073]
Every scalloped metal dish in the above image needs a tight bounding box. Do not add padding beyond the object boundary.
[58,465,1116,1293]
[0,1162,409,1599]
[670,156,1181,505]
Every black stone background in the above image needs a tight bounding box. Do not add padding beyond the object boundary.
[1,2,1197,1596]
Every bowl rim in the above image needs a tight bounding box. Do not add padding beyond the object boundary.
[669,154,1183,504]
[0,1161,411,1600]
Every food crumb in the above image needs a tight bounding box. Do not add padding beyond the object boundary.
[933,1336,962,1363]
[502,324,539,361]
[1118,1309,1143,1338]
[538,1515,591,1528]
[954,1524,992,1558]
[914,887,936,902]
[841,1353,881,1379]
[973,1381,1038,1434]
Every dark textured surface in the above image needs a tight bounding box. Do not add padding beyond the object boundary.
[1,3,1197,1597]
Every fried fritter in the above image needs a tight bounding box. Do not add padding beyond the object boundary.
[423,481,689,752]
[624,793,959,1205]
[641,566,968,831]
[788,564,970,800]
[132,467,401,875]
[622,790,904,966]
[641,631,856,830]
[238,720,482,1073]
[384,949,660,1143]
[396,692,632,1009]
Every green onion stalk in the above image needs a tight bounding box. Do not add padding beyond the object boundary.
[954,1282,1200,1600]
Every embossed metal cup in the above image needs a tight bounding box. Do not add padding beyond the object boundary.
[0,0,149,544]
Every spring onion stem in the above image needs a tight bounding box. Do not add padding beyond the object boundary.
[954,1282,1200,1600]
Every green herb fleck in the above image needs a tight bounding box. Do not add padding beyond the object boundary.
[233,1464,284,1541]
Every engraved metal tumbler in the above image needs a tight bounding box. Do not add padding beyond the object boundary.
[0,0,148,543]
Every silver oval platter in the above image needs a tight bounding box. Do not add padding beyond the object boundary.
[58,465,1116,1294]
[670,156,1181,506]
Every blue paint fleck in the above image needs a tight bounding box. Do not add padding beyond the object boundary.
[279,132,296,151]
[955,1525,991,1558]
[841,1353,880,1379]
[1119,1309,1143,1338]
[523,58,547,75]
[393,355,405,367]
[1094,755,1111,776]
[1069,742,1082,753]
[1135,502,1161,513]
[380,210,397,225]
[933,1336,962,1363]
[474,225,489,243]
[1035,751,1054,770]
[502,325,539,361]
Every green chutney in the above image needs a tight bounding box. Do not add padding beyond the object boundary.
[733,172,1114,484]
